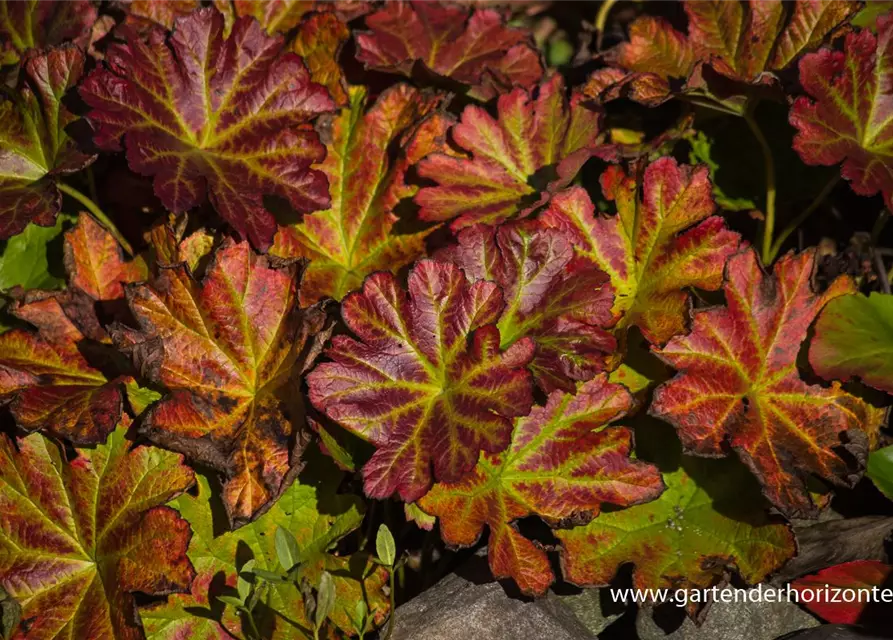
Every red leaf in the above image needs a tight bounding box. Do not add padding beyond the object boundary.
[307,260,535,501]
[0,0,98,65]
[651,248,885,517]
[80,7,335,250]
[355,0,542,101]
[791,561,893,624]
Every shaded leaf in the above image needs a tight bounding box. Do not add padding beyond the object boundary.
[307,260,535,501]
[791,561,893,624]
[434,222,616,393]
[420,375,663,596]
[415,74,604,230]
[271,84,448,304]
[791,15,893,210]
[115,239,332,525]
[80,7,335,250]
[140,451,388,640]
[0,46,95,239]
[540,157,740,345]
[0,421,195,640]
[651,248,884,517]
[0,0,97,65]
[355,0,542,101]
[0,214,72,292]
[868,445,893,501]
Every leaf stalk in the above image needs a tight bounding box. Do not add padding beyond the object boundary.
[58,182,134,256]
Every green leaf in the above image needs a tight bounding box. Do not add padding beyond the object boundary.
[216,595,245,609]
[0,587,22,640]
[237,559,255,601]
[0,215,71,292]
[376,524,396,567]
[868,446,893,501]
[315,571,336,630]
[275,526,302,573]
[251,568,289,584]
[124,379,162,417]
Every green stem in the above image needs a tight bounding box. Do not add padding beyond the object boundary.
[872,208,891,246]
[681,93,746,117]
[594,0,619,50]
[767,174,840,263]
[744,108,777,265]
[57,182,134,256]
[383,565,397,640]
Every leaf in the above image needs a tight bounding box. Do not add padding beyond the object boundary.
[0,46,95,239]
[539,157,740,345]
[0,421,196,640]
[64,213,147,302]
[376,525,396,567]
[0,0,98,65]
[791,15,893,213]
[434,222,617,393]
[810,292,893,393]
[0,587,21,640]
[275,527,302,572]
[0,214,72,292]
[420,374,663,596]
[80,7,335,251]
[315,571,335,629]
[557,421,795,593]
[114,239,332,525]
[0,291,125,444]
[307,260,535,502]
[355,0,543,101]
[686,130,758,212]
[791,561,893,624]
[271,84,448,304]
[213,0,370,36]
[121,0,200,31]
[139,450,389,640]
[415,74,604,230]
[585,0,859,105]
[868,445,893,501]
[651,247,884,517]
[292,12,350,107]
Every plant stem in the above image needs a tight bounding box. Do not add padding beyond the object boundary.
[57,182,134,256]
[744,108,777,265]
[767,174,840,263]
[383,565,397,640]
[594,0,619,50]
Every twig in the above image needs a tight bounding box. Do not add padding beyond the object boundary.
[875,250,891,294]
[767,174,840,262]
[744,107,777,265]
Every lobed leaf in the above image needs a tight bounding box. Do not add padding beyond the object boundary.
[810,292,893,393]
[790,14,893,209]
[120,0,200,31]
[0,0,97,65]
[271,84,449,304]
[415,74,604,230]
[0,421,195,640]
[791,561,893,624]
[214,0,371,36]
[434,222,616,393]
[0,46,95,239]
[0,215,72,293]
[355,0,542,101]
[307,260,535,502]
[140,450,388,640]
[114,239,332,525]
[651,248,885,517]
[292,12,350,107]
[420,375,663,596]
[80,7,335,250]
[540,157,740,345]
[585,0,859,106]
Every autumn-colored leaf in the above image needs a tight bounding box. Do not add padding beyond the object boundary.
[271,84,448,304]
[64,213,147,302]
[415,74,604,230]
[790,14,893,209]
[120,0,200,31]
[0,420,196,640]
[114,239,332,525]
[140,449,388,640]
[585,0,859,105]
[307,260,535,502]
[145,217,215,272]
[651,248,884,517]
[0,0,97,65]
[810,292,893,394]
[420,375,663,596]
[292,12,350,107]
[214,0,371,36]
[80,7,335,251]
[791,561,893,624]
[539,157,740,345]
[557,422,795,593]
[434,222,617,393]
[0,291,125,444]
[355,0,542,101]
[0,46,95,239]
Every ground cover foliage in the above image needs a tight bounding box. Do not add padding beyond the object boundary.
[1,0,893,637]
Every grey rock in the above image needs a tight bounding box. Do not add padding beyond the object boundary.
[636,586,819,640]
[390,554,598,640]
[777,625,892,640]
